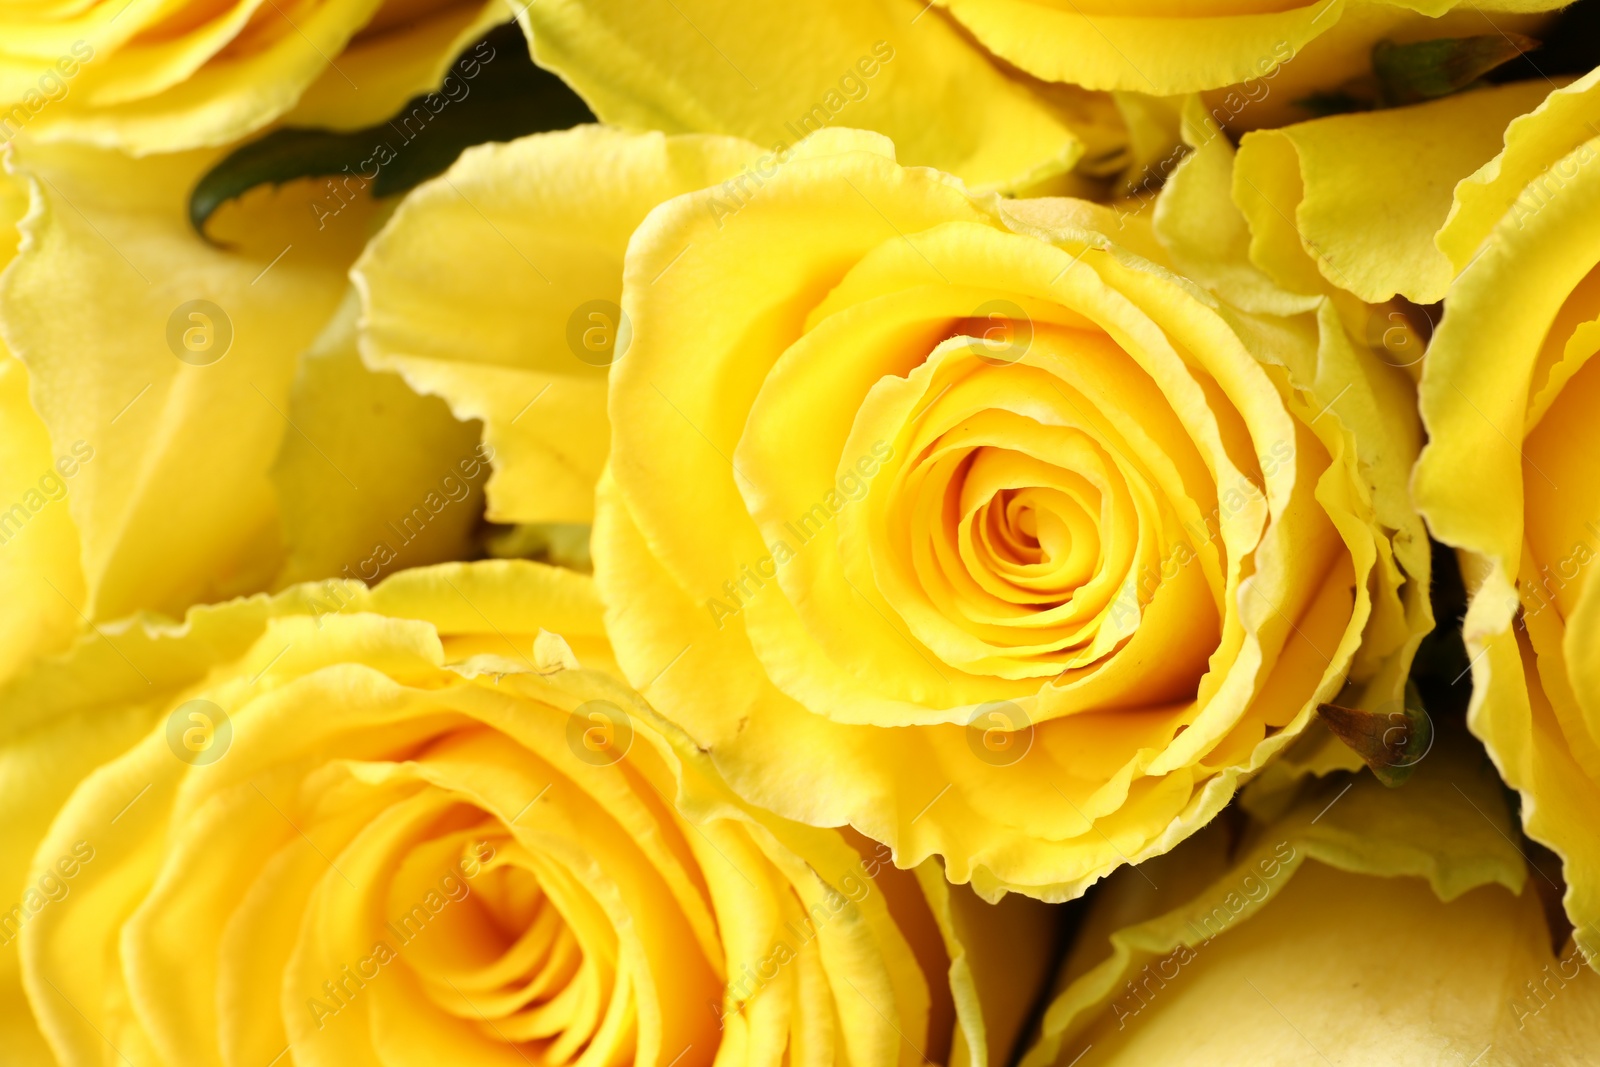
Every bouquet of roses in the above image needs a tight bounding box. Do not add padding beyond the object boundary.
[2,0,1599,1063]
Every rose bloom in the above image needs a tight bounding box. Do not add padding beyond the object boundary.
[1018,740,1600,1065]
[1415,67,1600,954]
[593,128,1431,901]
[0,560,1057,1065]
[0,0,507,151]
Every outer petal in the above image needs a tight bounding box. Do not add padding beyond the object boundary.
[1438,66,1600,269]
[1154,100,1305,317]
[0,142,374,621]
[0,172,83,684]
[913,861,1061,1067]
[1220,73,1600,309]
[355,124,764,524]
[1233,80,1552,304]
[512,0,1118,192]
[1414,83,1600,960]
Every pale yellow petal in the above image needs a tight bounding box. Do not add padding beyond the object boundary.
[0,172,83,684]
[1233,80,1553,304]
[272,290,488,589]
[0,142,373,621]
[355,125,763,524]
[514,0,1102,192]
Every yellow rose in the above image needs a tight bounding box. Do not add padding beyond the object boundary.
[508,0,1125,192]
[0,559,1057,1066]
[1413,68,1600,959]
[0,137,387,679]
[592,128,1431,901]
[0,0,507,152]
[1019,737,1600,1065]
[933,0,1557,103]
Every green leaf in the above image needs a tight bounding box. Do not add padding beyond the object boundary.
[189,23,593,239]
[1373,34,1539,107]
[1317,681,1435,787]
